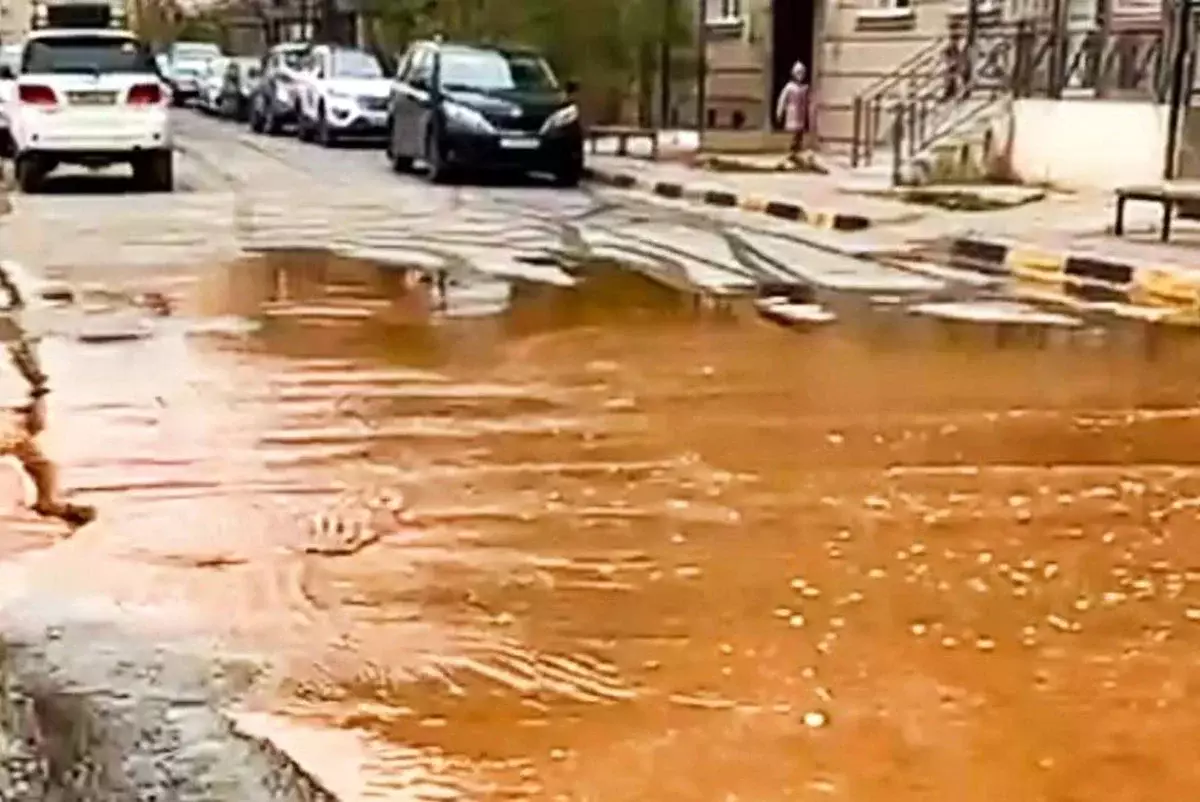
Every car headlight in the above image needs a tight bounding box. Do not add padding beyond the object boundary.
[442,101,495,133]
[540,103,579,133]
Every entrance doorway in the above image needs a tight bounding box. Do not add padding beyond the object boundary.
[770,0,816,129]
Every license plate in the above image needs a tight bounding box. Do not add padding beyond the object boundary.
[500,136,539,150]
[67,91,116,105]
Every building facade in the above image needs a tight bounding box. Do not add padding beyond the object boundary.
[698,0,1168,153]
[0,0,33,41]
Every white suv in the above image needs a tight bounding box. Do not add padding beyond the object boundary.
[296,45,390,146]
[7,28,173,193]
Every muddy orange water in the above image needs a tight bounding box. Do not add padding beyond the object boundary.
[5,254,1200,800]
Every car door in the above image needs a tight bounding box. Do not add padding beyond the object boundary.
[257,51,276,110]
[300,48,325,122]
[396,46,433,157]
[221,61,238,110]
[387,47,414,151]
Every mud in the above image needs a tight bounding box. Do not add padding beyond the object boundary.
[3,250,1200,800]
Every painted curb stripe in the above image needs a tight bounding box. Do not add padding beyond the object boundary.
[1005,248,1066,282]
[1134,266,1200,308]
[765,201,803,221]
[653,182,683,199]
[703,190,738,207]
[1065,255,1132,287]
[583,168,871,230]
[947,238,1009,275]
[949,236,1200,313]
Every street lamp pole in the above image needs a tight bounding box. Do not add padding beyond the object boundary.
[696,0,707,139]
[659,0,674,128]
[1163,0,1192,179]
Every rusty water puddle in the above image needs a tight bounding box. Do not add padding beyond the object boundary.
[3,249,1200,799]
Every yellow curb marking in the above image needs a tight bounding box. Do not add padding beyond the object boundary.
[1133,266,1200,308]
[1010,277,1068,303]
[807,210,833,229]
[1006,249,1066,283]
[740,196,768,213]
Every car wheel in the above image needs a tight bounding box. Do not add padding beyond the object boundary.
[316,107,336,148]
[263,102,281,135]
[249,99,265,133]
[133,151,173,193]
[14,155,44,194]
[424,129,452,184]
[553,162,583,188]
[386,119,413,172]
[297,112,314,142]
[0,131,13,160]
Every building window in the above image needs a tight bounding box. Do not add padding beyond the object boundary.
[705,0,743,22]
[866,0,913,13]
[856,0,917,30]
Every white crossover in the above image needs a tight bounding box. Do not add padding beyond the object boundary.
[0,43,21,157]
[165,40,222,106]
[296,45,390,146]
[8,28,173,193]
[197,55,230,113]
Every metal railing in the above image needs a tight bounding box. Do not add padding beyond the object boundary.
[851,19,1167,179]
[849,36,949,167]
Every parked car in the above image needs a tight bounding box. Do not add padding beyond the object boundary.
[197,55,230,113]
[384,40,583,185]
[0,42,21,157]
[248,41,310,134]
[218,56,260,120]
[6,27,173,193]
[164,40,223,106]
[295,45,389,145]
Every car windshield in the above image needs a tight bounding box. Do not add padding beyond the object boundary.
[278,49,306,68]
[173,44,220,62]
[331,50,382,78]
[439,49,558,92]
[23,36,156,75]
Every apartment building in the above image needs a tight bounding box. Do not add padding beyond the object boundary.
[0,0,33,41]
[699,0,1166,153]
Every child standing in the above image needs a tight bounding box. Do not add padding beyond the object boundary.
[776,61,811,163]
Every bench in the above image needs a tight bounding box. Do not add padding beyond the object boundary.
[585,125,659,159]
[1114,181,1200,242]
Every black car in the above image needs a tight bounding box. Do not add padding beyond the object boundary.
[384,41,583,186]
[249,42,310,134]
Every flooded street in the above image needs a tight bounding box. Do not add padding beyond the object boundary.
[3,248,1200,800]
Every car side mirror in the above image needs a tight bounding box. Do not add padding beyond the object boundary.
[0,66,13,81]
[565,79,579,95]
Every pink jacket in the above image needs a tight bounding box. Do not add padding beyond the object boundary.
[776,81,810,133]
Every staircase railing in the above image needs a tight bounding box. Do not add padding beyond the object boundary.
[860,20,1167,183]
[849,37,948,167]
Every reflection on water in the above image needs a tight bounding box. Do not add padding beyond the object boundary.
[8,252,1200,800]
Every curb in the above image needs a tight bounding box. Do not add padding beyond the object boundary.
[944,236,1200,311]
[583,166,871,232]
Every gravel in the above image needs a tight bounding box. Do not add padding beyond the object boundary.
[0,594,341,801]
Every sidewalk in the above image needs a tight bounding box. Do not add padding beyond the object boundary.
[915,195,1200,311]
[584,154,922,232]
[585,152,1200,313]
